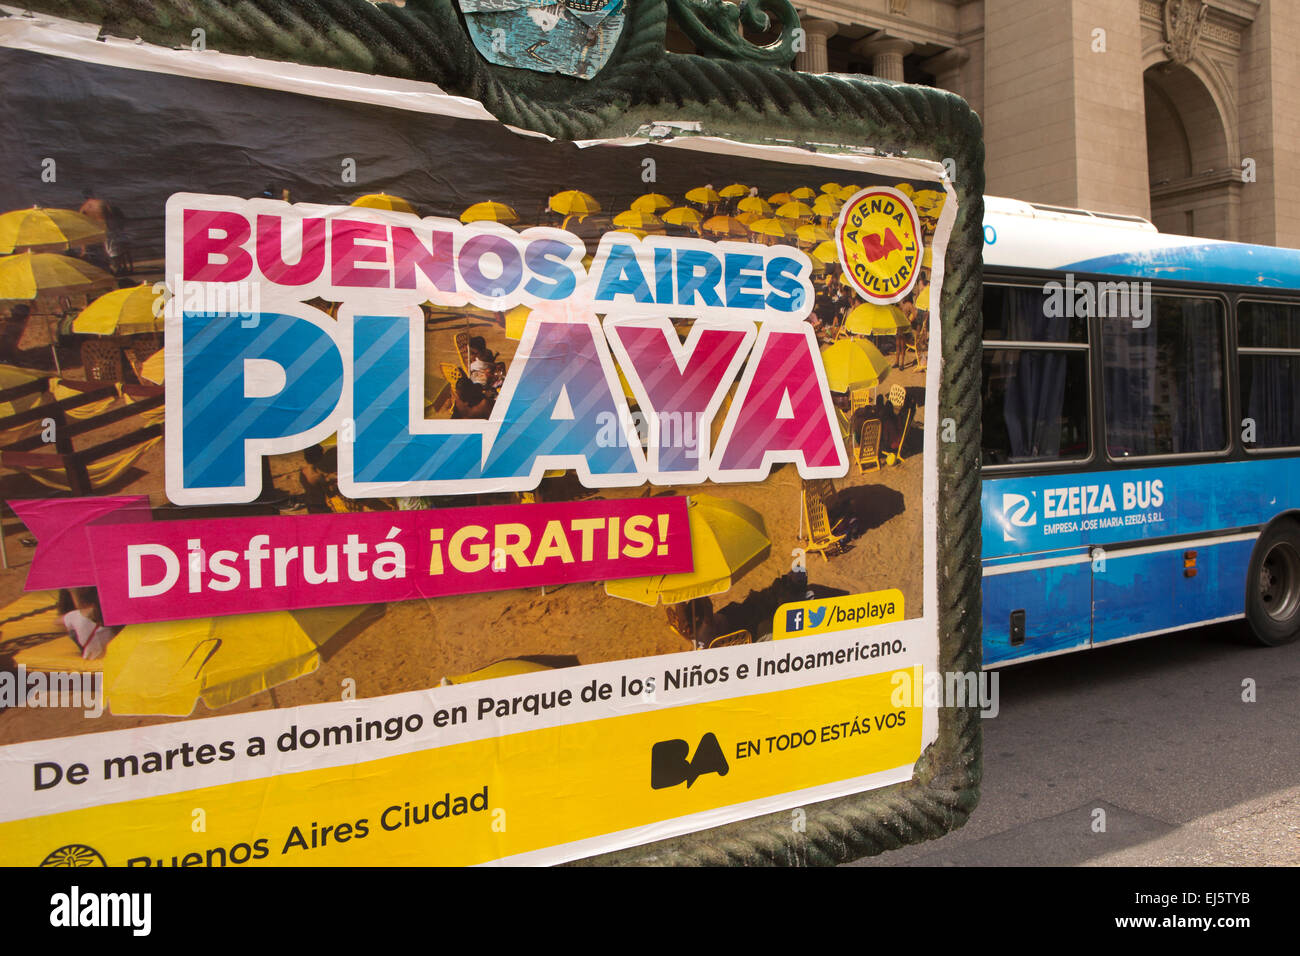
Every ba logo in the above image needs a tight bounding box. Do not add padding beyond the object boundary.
[1001,492,1037,541]
[837,187,922,304]
[651,733,729,790]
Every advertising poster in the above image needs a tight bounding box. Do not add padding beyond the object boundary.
[0,22,954,865]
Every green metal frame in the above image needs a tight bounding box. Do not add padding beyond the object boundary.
[10,0,985,866]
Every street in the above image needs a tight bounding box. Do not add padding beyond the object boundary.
[852,623,1300,866]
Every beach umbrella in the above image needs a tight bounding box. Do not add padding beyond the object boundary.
[630,193,673,213]
[922,248,933,269]
[790,186,817,200]
[504,304,531,340]
[820,338,891,393]
[103,605,381,716]
[915,189,945,211]
[915,287,931,312]
[748,217,795,240]
[0,207,104,254]
[894,183,917,199]
[703,215,749,238]
[460,201,518,224]
[719,183,750,199]
[796,223,832,244]
[812,194,842,217]
[836,184,861,200]
[685,186,721,205]
[776,201,815,220]
[819,182,842,194]
[811,240,839,265]
[351,193,415,214]
[73,284,163,336]
[605,495,770,606]
[767,191,792,206]
[663,206,703,230]
[0,364,47,418]
[549,190,601,218]
[844,302,909,337]
[612,209,664,230]
[0,251,114,300]
[737,196,772,216]
[138,349,164,385]
[735,211,761,226]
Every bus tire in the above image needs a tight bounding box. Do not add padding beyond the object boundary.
[1245,519,1300,646]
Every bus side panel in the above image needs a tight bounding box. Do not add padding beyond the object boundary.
[1091,537,1253,644]
[982,556,1091,666]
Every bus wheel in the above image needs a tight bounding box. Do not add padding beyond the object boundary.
[1246,521,1300,646]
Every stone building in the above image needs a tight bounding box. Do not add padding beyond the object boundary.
[672,1,1297,247]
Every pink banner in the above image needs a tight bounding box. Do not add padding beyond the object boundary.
[9,496,153,590]
[76,498,691,625]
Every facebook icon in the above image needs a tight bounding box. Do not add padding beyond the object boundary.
[785,608,804,632]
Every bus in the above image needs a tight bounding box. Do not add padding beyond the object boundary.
[980,195,1300,666]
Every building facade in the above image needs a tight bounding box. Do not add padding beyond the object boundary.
[670,1,1298,247]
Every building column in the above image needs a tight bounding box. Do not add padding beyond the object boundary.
[795,18,838,74]
[852,37,914,82]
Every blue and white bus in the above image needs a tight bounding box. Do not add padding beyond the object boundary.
[981,196,1300,665]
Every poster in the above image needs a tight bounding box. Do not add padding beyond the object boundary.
[0,20,953,866]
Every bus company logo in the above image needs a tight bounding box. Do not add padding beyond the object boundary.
[650,732,729,789]
[1001,492,1037,540]
[837,186,922,304]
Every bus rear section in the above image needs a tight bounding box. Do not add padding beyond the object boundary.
[979,197,1300,666]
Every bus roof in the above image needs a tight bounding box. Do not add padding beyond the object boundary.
[982,195,1300,291]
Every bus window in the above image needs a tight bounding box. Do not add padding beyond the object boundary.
[1101,295,1227,459]
[1239,301,1300,449]
[981,284,1090,466]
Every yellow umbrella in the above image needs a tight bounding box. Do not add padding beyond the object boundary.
[820,338,891,393]
[811,240,839,265]
[703,215,749,238]
[0,251,114,300]
[767,192,792,206]
[812,194,842,217]
[0,207,104,254]
[922,248,933,269]
[460,201,518,224]
[631,193,673,213]
[915,189,945,210]
[613,209,664,230]
[836,184,861,200]
[504,304,531,340]
[549,190,601,218]
[139,348,164,385]
[103,605,381,716]
[719,183,750,199]
[796,223,832,244]
[352,193,415,214]
[790,186,817,200]
[748,217,795,240]
[663,206,703,229]
[605,495,770,606]
[916,287,931,311]
[73,284,163,335]
[776,201,815,220]
[685,186,721,205]
[844,302,909,336]
[894,183,917,199]
[737,196,772,216]
[735,211,761,225]
[819,182,842,194]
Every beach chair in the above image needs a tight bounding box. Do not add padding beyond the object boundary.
[849,385,875,417]
[855,417,882,473]
[801,478,846,560]
[454,331,471,373]
[440,361,464,387]
[904,330,927,371]
[894,404,914,463]
[708,629,753,648]
[80,340,123,383]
